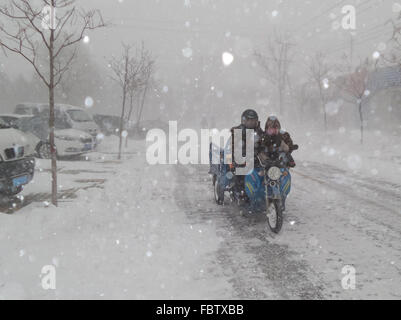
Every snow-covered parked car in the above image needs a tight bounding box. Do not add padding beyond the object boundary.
[14,103,48,116]
[0,117,35,196]
[14,103,101,143]
[93,114,121,136]
[0,114,95,159]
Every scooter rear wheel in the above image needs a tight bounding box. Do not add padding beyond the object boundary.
[213,175,224,205]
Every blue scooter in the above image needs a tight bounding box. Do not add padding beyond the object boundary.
[248,153,292,233]
[210,141,296,234]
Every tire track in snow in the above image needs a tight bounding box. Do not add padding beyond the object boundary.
[293,162,401,237]
[287,161,401,299]
[173,164,325,300]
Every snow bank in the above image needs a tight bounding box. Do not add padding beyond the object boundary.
[293,128,401,185]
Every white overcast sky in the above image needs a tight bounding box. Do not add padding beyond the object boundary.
[0,0,396,79]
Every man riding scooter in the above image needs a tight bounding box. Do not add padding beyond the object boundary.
[230,109,264,204]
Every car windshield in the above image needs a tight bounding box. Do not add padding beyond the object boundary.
[67,110,92,122]
[16,116,72,139]
[55,116,72,129]
[15,106,32,115]
[17,118,35,132]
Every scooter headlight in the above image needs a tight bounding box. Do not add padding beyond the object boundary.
[267,166,282,181]
[226,172,234,180]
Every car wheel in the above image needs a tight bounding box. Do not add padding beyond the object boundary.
[37,142,52,159]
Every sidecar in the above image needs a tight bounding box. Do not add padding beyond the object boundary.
[209,141,234,205]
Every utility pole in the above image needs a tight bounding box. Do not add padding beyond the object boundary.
[350,33,354,71]
[277,38,295,116]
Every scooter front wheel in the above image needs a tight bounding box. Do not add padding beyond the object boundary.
[266,199,283,233]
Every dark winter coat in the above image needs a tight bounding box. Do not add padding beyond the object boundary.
[230,124,264,168]
[261,130,295,152]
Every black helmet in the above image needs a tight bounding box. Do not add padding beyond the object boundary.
[241,109,259,129]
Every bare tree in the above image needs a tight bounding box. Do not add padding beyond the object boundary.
[134,57,155,128]
[384,18,401,65]
[307,52,332,131]
[55,44,103,105]
[255,31,295,115]
[0,0,105,206]
[126,45,154,131]
[292,81,313,124]
[336,59,372,144]
[110,43,153,159]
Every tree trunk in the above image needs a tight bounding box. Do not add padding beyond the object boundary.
[358,102,364,145]
[118,54,130,160]
[278,86,284,116]
[137,80,149,128]
[127,93,135,123]
[319,86,327,131]
[125,93,134,148]
[118,90,126,160]
[49,22,57,206]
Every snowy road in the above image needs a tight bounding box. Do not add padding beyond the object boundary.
[174,161,401,299]
[1,138,400,299]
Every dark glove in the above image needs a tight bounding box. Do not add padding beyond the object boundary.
[287,154,296,168]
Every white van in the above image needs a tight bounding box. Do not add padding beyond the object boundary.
[14,103,100,141]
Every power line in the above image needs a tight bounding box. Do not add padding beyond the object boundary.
[291,0,349,32]
[321,0,392,56]
[327,33,390,58]
[106,0,391,66]
[326,23,391,55]
[292,0,375,39]
[109,0,381,44]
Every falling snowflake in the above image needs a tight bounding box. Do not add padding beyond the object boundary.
[222,52,234,66]
[372,51,380,60]
[182,47,193,58]
[85,96,94,108]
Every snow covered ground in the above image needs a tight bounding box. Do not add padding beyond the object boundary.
[294,128,401,185]
[0,131,400,300]
[0,137,231,299]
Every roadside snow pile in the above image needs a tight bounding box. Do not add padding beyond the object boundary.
[295,129,401,184]
[0,138,230,299]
